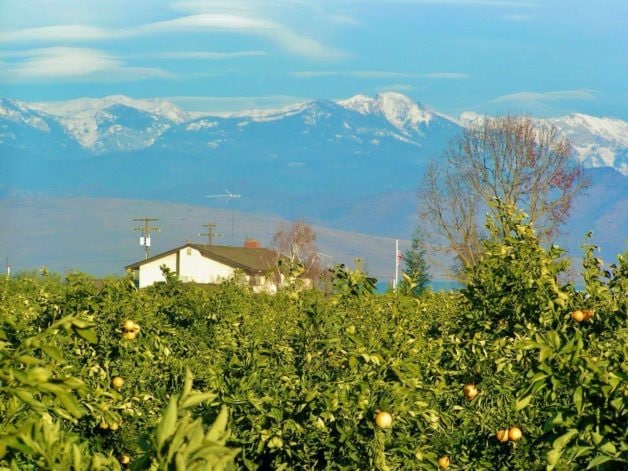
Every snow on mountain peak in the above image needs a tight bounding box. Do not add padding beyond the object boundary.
[338,92,431,132]
[550,113,628,147]
[549,113,628,175]
[27,95,188,150]
[0,97,53,132]
[456,110,628,176]
[31,95,189,124]
[459,111,484,127]
[336,94,377,114]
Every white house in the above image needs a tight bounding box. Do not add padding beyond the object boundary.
[125,242,282,292]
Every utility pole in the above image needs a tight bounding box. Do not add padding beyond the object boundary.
[200,223,223,246]
[132,217,160,260]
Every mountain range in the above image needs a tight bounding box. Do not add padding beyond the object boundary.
[1,92,626,276]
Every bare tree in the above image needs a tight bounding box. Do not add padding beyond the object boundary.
[419,115,588,271]
[272,220,322,282]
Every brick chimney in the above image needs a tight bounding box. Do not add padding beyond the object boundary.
[244,239,261,248]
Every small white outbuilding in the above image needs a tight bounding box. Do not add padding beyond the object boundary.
[125,242,281,292]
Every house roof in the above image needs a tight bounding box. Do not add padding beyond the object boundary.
[125,243,280,273]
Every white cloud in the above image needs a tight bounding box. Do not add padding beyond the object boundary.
[489,89,596,105]
[292,70,413,78]
[138,50,268,60]
[1,47,173,81]
[0,11,342,60]
[140,14,342,59]
[0,25,123,42]
[292,70,469,79]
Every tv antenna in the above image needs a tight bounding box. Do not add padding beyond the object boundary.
[205,190,241,245]
[132,217,160,260]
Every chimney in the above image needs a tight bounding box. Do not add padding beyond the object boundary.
[244,239,260,249]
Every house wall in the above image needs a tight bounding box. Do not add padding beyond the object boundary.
[178,247,234,283]
[251,275,278,294]
[138,253,177,288]
[135,246,281,292]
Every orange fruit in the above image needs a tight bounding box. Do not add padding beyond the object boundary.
[463,384,479,400]
[572,310,585,322]
[375,411,393,429]
[508,426,523,441]
[496,429,509,443]
[123,331,136,340]
[123,320,135,331]
[111,376,124,389]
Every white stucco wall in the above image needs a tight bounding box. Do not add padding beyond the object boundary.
[135,246,281,292]
[178,247,234,283]
[138,253,177,288]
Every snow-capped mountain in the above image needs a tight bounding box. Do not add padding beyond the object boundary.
[1,92,626,262]
[457,110,628,176]
[549,114,628,176]
[0,98,83,156]
[28,95,189,153]
[163,94,459,156]
[2,92,627,175]
[338,92,432,134]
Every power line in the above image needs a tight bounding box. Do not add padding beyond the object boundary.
[132,217,160,260]
[199,222,223,246]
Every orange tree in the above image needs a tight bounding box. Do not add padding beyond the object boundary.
[0,208,625,470]
[428,201,627,469]
[0,271,238,470]
[516,239,627,469]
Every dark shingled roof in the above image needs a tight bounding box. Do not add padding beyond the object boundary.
[125,243,280,274]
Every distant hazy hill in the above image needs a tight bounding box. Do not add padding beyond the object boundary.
[1,93,626,275]
[0,196,417,282]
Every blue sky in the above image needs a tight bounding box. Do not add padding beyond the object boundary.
[0,0,626,118]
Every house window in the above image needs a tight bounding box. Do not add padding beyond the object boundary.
[249,274,261,286]
[186,247,192,255]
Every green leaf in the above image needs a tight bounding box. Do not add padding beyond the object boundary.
[157,395,179,450]
[553,429,578,450]
[574,386,583,415]
[182,368,193,398]
[72,443,82,470]
[74,327,98,344]
[56,392,85,418]
[205,406,229,442]
[71,319,94,329]
[547,447,561,469]
[179,391,217,410]
[26,367,52,384]
[15,355,41,365]
[41,345,65,362]
[599,442,617,455]
[587,455,615,469]
[515,393,533,411]
[14,389,45,410]
[63,377,85,390]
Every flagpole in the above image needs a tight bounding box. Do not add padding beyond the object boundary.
[394,239,399,289]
